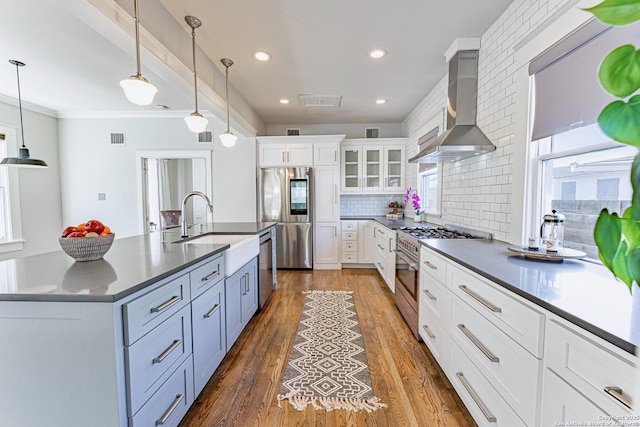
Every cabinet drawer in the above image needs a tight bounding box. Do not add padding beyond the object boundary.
[419,303,448,371]
[341,221,357,231]
[190,253,225,298]
[341,240,358,252]
[420,247,447,283]
[419,269,447,325]
[448,264,544,357]
[342,252,357,263]
[342,231,357,241]
[541,368,612,426]
[546,320,636,415]
[123,274,191,345]
[129,355,194,427]
[450,294,541,426]
[449,341,527,427]
[126,304,193,415]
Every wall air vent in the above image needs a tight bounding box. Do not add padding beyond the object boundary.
[298,94,342,108]
[286,128,301,136]
[198,130,213,143]
[110,132,125,145]
[0,134,5,140]
[365,127,380,138]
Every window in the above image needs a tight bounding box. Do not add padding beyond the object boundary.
[418,165,440,215]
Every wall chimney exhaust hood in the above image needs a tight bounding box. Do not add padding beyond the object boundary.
[410,40,495,163]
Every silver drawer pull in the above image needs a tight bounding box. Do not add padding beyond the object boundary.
[423,289,437,301]
[458,285,501,313]
[202,270,220,281]
[377,262,384,271]
[604,386,632,409]
[204,303,221,318]
[152,339,182,364]
[457,324,500,363]
[377,244,384,250]
[455,372,497,423]
[156,394,185,425]
[150,295,181,313]
[423,260,438,270]
[422,324,435,339]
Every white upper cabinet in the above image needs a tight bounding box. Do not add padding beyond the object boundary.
[257,135,344,167]
[258,143,313,167]
[314,141,339,166]
[340,138,406,193]
[314,166,339,222]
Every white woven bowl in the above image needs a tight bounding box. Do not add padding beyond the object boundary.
[58,233,115,262]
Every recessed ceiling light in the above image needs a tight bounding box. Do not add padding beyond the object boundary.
[280,99,290,104]
[253,50,271,61]
[375,99,387,104]
[369,49,387,59]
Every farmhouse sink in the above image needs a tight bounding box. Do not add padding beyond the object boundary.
[185,234,259,276]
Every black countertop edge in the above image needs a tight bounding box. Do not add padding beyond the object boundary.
[166,222,277,237]
[340,216,418,229]
[422,241,636,355]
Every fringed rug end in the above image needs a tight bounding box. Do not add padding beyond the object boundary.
[277,391,387,413]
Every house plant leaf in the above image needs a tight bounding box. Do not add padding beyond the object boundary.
[595,209,622,271]
[598,95,640,146]
[584,0,640,26]
[598,44,640,97]
[612,240,634,291]
[627,246,640,289]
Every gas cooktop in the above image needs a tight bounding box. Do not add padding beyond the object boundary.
[399,226,477,239]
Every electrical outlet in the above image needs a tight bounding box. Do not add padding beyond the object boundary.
[98,193,106,201]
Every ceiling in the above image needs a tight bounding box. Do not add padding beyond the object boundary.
[0,0,514,129]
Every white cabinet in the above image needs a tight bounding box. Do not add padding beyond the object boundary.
[314,166,339,222]
[340,220,376,265]
[359,221,376,264]
[418,247,448,368]
[314,141,339,166]
[340,139,406,193]
[315,222,340,266]
[258,142,313,166]
[257,135,345,167]
[373,223,395,290]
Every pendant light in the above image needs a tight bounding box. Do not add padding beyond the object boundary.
[184,15,208,134]
[0,60,48,168]
[119,0,157,105]
[219,58,237,147]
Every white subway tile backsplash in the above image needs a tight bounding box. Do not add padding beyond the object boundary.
[340,194,404,217]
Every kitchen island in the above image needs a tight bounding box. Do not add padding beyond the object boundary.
[0,221,276,427]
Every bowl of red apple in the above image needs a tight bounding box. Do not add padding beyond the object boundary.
[59,220,115,262]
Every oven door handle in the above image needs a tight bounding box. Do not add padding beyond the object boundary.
[396,251,419,271]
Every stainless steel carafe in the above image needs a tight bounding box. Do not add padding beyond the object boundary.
[540,210,565,252]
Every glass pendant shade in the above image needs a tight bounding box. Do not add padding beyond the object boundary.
[120,75,157,106]
[219,131,237,147]
[184,113,208,133]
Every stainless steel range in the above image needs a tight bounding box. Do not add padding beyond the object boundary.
[394,225,488,340]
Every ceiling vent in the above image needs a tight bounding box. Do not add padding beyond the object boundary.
[0,134,5,140]
[286,128,301,136]
[298,94,342,108]
[110,132,125,145]
[197,130,213,143]
[365,127,380,139]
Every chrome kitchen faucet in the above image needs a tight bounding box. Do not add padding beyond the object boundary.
[181,191,213,237]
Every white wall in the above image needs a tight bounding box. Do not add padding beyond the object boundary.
[265,123,403,139]
[0,100,63,260]
[58,116,256,239]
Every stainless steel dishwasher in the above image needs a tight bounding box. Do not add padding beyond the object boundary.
[258,227,277,308]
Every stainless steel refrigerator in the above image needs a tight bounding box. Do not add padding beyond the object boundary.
[258,167,313,269]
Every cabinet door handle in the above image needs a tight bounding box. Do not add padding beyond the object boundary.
[334,150,337,162]
[334,226,337,237]
[423,260,438,270]
[377,262,384,271]
[377,243,384,250]
[604,386,632,409]
[422,324,435,339]
[204,303,221,318]
[202,270,220,281]
[282,151,285,163]
[150,295,181,313]
[245,273,250,294]
[455,372,497,423]
[334,184,337,204]
[457,324,500,363]
[287,151,290,163]
[155,394,185,425]
[458,285,501,313]
[153,339,182,364]
[388,237,393,253]
[423,289,437,301]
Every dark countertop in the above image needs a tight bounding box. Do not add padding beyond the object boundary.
[422,238,638,354]
[0,222,276,303]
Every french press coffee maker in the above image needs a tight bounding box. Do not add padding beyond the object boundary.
[540,210,565,252]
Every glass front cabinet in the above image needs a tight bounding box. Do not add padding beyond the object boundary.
[340,139,405,194]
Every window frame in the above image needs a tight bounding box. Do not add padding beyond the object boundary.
[417,164,442,217]
[0,124,25,254]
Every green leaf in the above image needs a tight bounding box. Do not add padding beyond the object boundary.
[627,246,640,292]
[598,95,640,146]
[595,209,622,271]
[598,44,640,97]
[621,217,640,248]
[612,239,634,289]
[584,0,640,26]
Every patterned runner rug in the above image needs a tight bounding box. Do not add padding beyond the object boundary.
[277,290,387,412]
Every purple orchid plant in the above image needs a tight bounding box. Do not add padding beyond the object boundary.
[404,187,423,216]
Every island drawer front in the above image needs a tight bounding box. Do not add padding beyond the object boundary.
[341,252,357,263]
[420,248,447,283]
[190,253,225,298]
[123,273,191,345]
[342,231,357,241]
[341,221,357,231]
[450,294,541,426]
[126,304,193,416]
[341,240,358,252]
[545,320,636,415]
[419,269,447,325]
[449,341,527,427]
[419,302,448,370]
[448,264,544,357]
[130,355,194,427]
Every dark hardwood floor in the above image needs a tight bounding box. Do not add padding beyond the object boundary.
[179,268,476,427]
